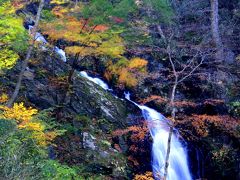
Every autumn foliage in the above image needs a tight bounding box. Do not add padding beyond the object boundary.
[189,114,239,137]
[112,122,149,142]
[140,95,167,105]
[0,103,58,146]
[0,93,8,103]
[0,0,28,71]
[105,57,148,87]
[133,171,154,180]
[113,121,151,168]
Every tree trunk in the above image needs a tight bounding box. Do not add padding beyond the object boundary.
[7,0,45,107]
[210,0,224,61]
[157,25,167,44]
[163,81,177,180]
[80,18,89,34]
[75,0,78,7]
[89,25,98,35]
[62,53,80,105]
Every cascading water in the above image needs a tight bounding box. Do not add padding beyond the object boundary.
[30,26,192,179]
[125,92,192,180]
[54,46,67,62]
[79,71,111,90]
[28,26,66,62]
[78,71,192,180]
[29,25,47,44]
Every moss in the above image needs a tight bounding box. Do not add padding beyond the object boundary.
[75,115,91,127]
[62,123,77,134]
[97,118,114,132]
[42,9,56,22]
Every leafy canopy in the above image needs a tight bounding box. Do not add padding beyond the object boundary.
[0,0,28,70]
[142,0,173,23]
[0,102,60,146]
[82,0,137,25]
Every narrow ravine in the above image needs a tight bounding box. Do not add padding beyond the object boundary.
[31,29,192,180]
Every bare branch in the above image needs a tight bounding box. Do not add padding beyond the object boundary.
[178,55,205,83]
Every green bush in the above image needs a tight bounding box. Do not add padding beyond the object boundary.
[229,101,240,117]
[0,118,80,179]
[42,9,56,22]
[41,160,79,180]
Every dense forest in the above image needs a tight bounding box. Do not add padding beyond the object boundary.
[0,0,239,179]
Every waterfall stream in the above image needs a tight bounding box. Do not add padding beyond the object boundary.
[79,71,110,90]
[32,30,192,180]
[28,25,66,62]
[125,92,192,180]
[79,72,192,180]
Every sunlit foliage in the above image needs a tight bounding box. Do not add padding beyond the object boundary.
[39,0,148,87]
[0,103,59,146]
[0,49,19,70]
[0,93,8,103]
[50,0,71,5]
[0,1,28,51]
[128,57,148,69]
[40,16,111,42]
[133,171,154,180]
[0,0,28,70]
[52,5,68,18]
[105,57,148,87]
[64,34,125,58]
[1,102,38,124]
[40,16,125,58]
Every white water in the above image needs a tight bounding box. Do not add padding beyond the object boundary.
[79,71,110,90]
[54,46,67,62]
[28,26,67,62]
[29,25,47,43]
[125,92,192,180]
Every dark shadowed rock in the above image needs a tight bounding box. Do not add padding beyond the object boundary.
[4,50,141,128]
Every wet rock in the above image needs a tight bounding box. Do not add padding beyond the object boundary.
[82,132,96,150]
[3,50,141,129]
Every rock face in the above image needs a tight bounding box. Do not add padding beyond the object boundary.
[4,50,140,128]
[1,49,143,178]
[70,73,134,128]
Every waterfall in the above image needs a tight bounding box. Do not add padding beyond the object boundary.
[28,25,47,43]
[54,46,67,62]
[28,26,67,62]
[125,92,192,180]
[79,71,111,91]
[77,71,192,180]
[29,25,192,179]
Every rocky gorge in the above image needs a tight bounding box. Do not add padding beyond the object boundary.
[0,0,240,180]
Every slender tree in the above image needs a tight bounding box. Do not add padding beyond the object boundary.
[7,0,45,107]
[210,0,224,62]
[163,40,205,180]
[139,1,206,176]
